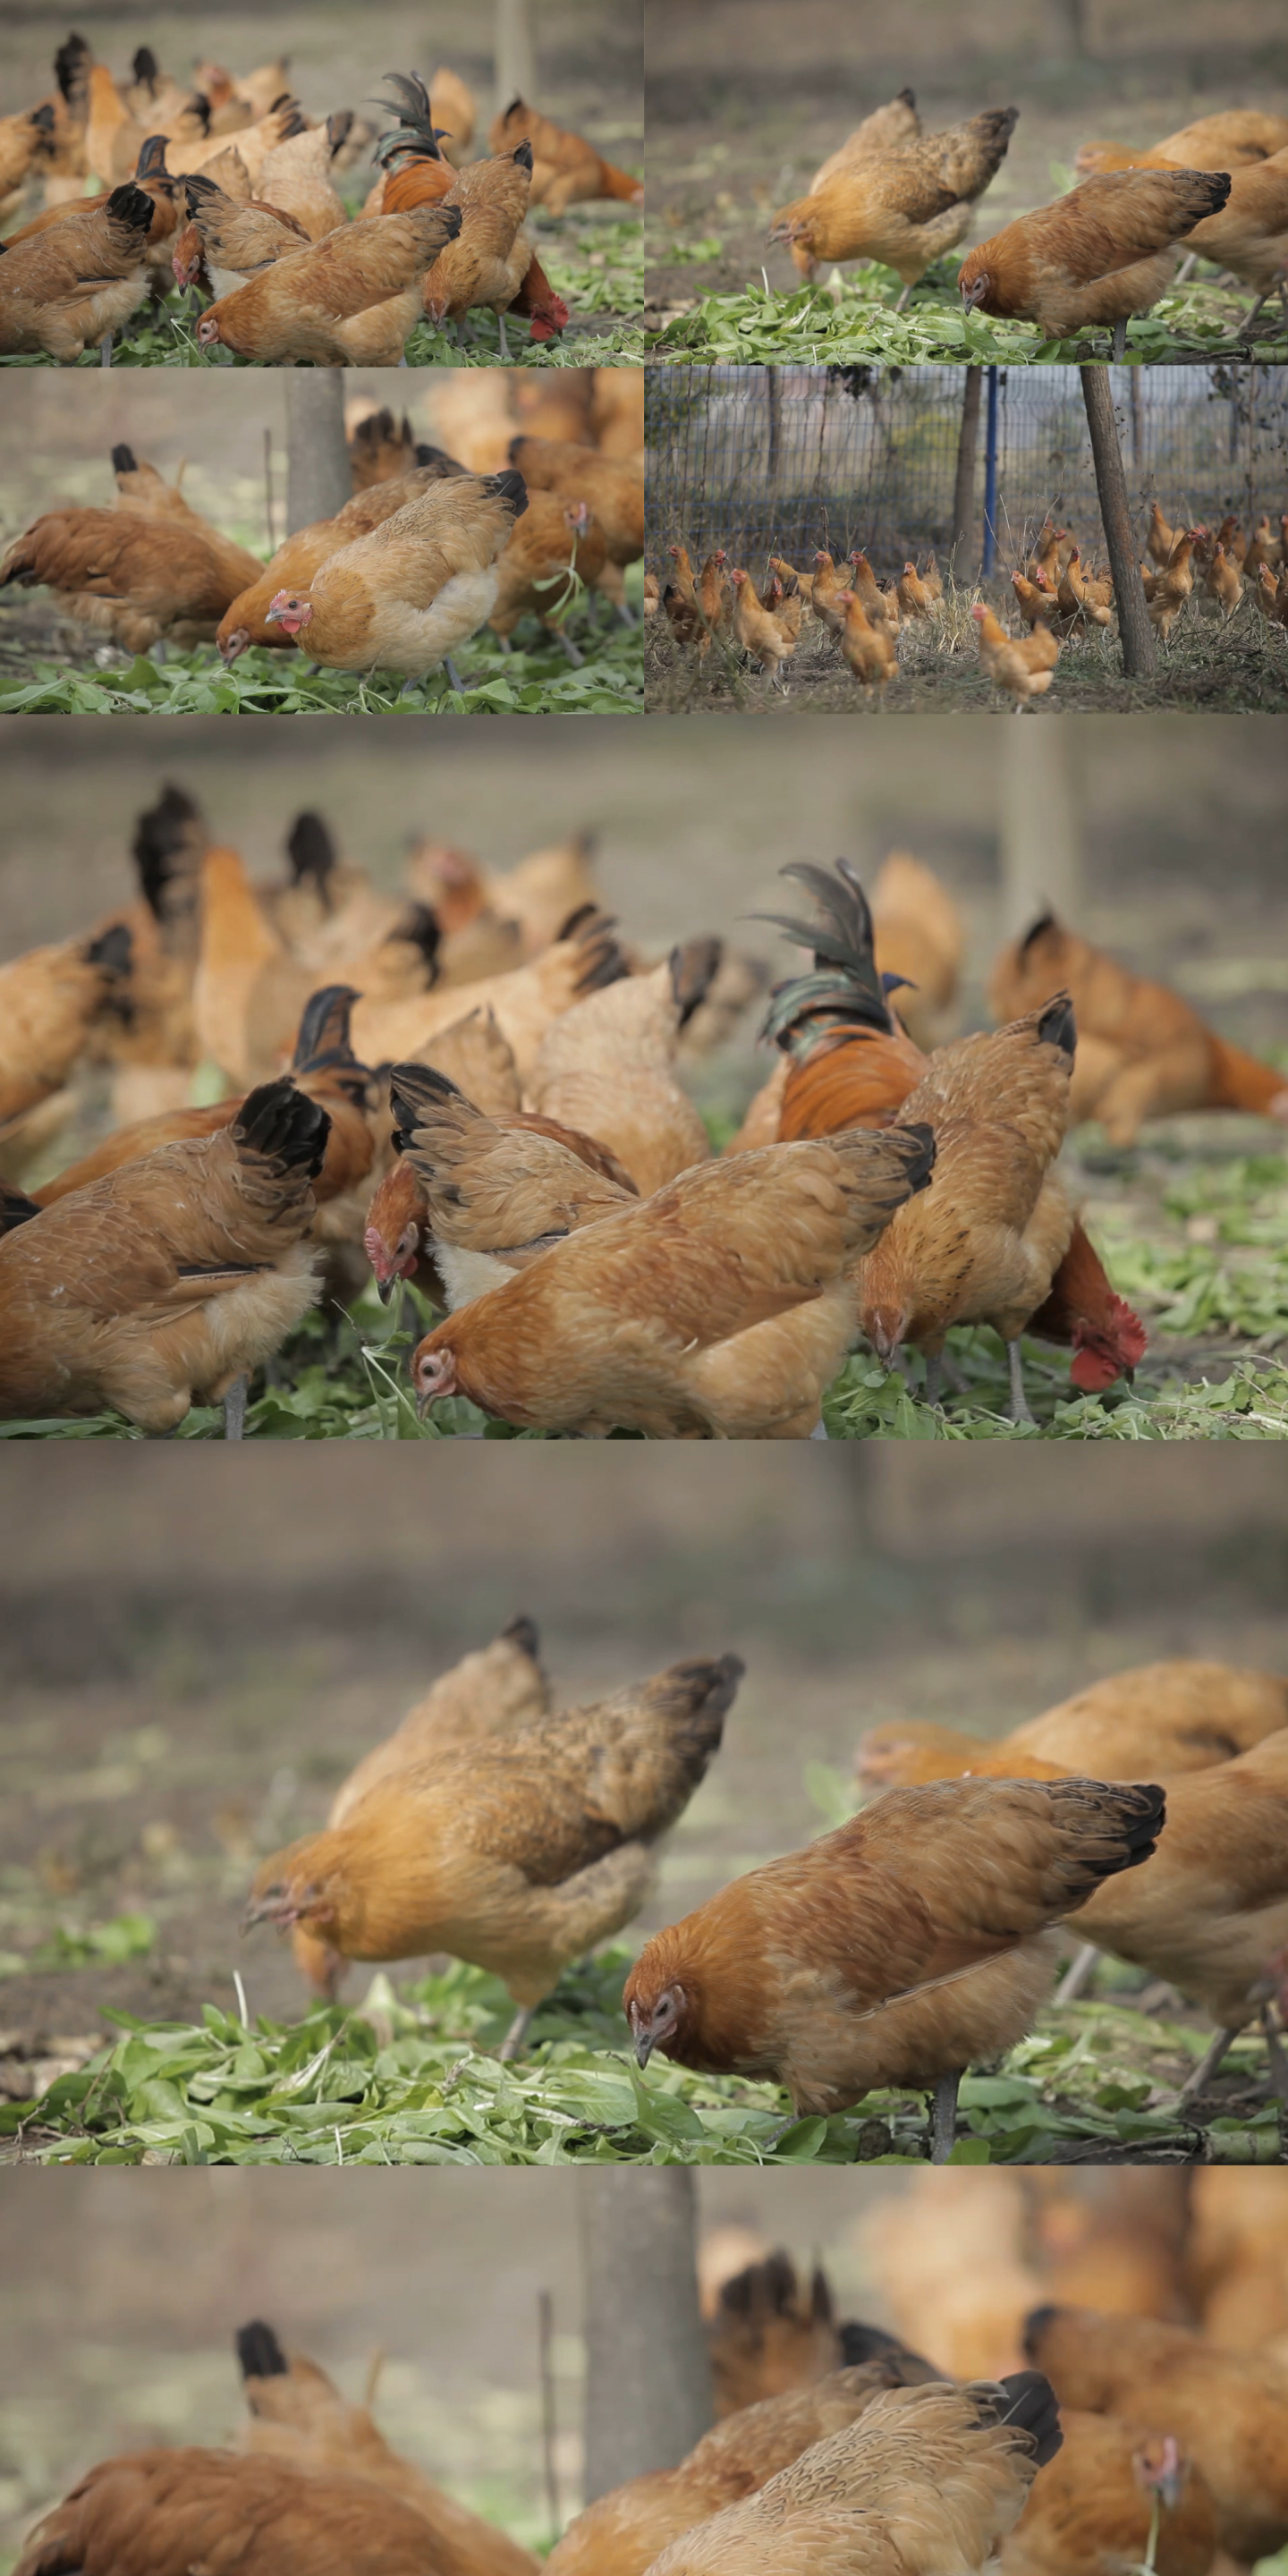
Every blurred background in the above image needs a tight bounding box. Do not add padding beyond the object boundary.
[0,2162,1210,2563]
[645,0,1288,304]
[3,1442,1286,2025]
[0,0,641,185]
[4,716,1286,1071]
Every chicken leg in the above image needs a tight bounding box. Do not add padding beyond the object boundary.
[1176,2022,1237,2106]
[1111,319,1127,360]
[496,2005,533,2060]
[100,334,114,366]
[224,1373,249,1440]
[1055,1941,1099,2005]
[928,2070,961,2162]
[1005,1338,1033,1423]
[1262,2005,1288,2107]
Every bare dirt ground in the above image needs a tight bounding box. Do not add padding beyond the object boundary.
[644,0,1288,314]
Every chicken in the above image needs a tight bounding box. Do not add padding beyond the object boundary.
[335,1620,551,1835]
[770,106,1019,295]
[256,116,352,240]
[0,925,132,1131]
[707,2255,843,2419]
[386,1061,637,1310]
[1065,1732,1288,2104]
[809,89,922,196]
[352,907,626,1088]
[1027,2174,1193,2321]
[762,862,1140,1398]
[419,142,535,355]
[856,1660,1288,1796]
[729,566,794,685]
[1076,112,1288,177]
[173,169,308,295]
[648,2375,1063,2576]
[13,2448,457,2576]
[547,2355,939,2576]
[216,464,472,661]
[527,947,718,1193]
[973,606,1062,707]
[487,494,606,658]
[809,552,853,639]
[696,548,730,648]
[30,990,377,1240]
[196,200,464,364]
[246,1654,741,2035]
[1147,531,1198,640]
[960,171,1232,347]
[507,439,644,602]
[349,407,440,487]
[1146,502,1178,564]
[406,835,603,962]
[2,457,265,657]
[869,852,964,1046]
[988,911,1288,1141]
[1056,547,1114,630]
[848,551,900,630]
[1182,149,1288,332]
[0,100,58,209]
[1203,542,1243,618]
[262,472,528,689]
[6,131,183,293]
[625,1775,1162,2154]
[234,2322,538,2576]
[487,95,641,213]
[0,178,154,360]
[408,1121,936,1439]
[840,594,899,694]
[852,999,1077,1418]
[895,561,938,621]
[1023,2305,1288,2563]
[0,1079,328,1436]
[1001,2410,1216,2576]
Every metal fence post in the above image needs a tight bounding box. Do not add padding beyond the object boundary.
[982,367,1000,576]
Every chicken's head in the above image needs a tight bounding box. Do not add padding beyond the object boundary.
[1070,1294,1147,1393]
[625,1982,688,2069]
[266,590,314,639]
[218,624,252,664]
[960,267,990,314]
[364,1215,421,1301]
[196,309,224,348]
[411,1340,458,1413]
[243,1857,334,1936]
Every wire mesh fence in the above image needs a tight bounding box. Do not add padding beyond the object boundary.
[646,365,1288,576]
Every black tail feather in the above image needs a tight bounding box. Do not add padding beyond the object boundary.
[233,1080,330,1177]
[236,2320,288,2382]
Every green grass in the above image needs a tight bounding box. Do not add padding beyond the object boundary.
[0,211,644,369]
[647,257,1288,367]
[0,603,643,717]
[4,1944,1283,2167]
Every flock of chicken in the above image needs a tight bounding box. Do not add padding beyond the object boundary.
[650,500,1288,707]
[758,89,1288,349]
[3,817,1286,1438]
[0,377,644,688]
[0,33,642,362]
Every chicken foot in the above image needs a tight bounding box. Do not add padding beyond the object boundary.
[928,2070,961,2162]
[100,333,114,366]
[224,1372,249,1440]
[1175,2021,1238,2106]
[1262,2004,1288,2108]
[1111,319,1127,360]
[1054,1941,1100,2005]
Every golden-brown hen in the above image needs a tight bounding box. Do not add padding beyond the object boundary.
[855,1658,1288,1794]
[527,946,719,1193]
[852,998,1077,1418]
[262,471,528,685]
[0,925,133,1131]
[0,178,154,358]
[246,1654,742,2034]
[13,2448,453,2576]
[408,1121,937,1438]
[216,463,471,661]
[623,1776,1163,2156]
[196,199,464,363]
[770,107,1018,292]
[488,96,641,210]
[647,2373,1063,2576]
[235,2322,538,2576]
[959,171,1232,342]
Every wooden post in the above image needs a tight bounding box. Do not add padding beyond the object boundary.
[496,0,536,114]
[949,368,982,581]
[1001,722,1083,936]
[1080,363,1156,675]
[579,2171,714,2500]
[284,376,351,535]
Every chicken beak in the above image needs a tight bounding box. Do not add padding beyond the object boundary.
[634,2029,656,2070]
[376,1274,395,1305]
[415,1383,436,1420]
